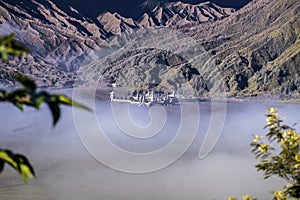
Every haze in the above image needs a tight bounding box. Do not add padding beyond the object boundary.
[1,94,298,199]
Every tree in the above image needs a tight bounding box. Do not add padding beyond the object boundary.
[229,108,300,200]
[0,33,90,182]
[251,108,300,199]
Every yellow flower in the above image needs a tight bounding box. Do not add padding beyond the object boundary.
[291,134,299,141]
[228,197,237,200]
[284,184,293,189]
[295,154,300,162]
[268,108,278,113]
[259,144,268,153]
[286,130,293,136]
[283,132,287,138]
[242,195,252,200]
[266,121,272,126]
[266,116,276,123]
[274,190,286,199]
[253,135,260,143]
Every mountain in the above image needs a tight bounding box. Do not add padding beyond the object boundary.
[138,1,235,28]
[0,0,106,87]
[81,0,300,100]
[0,0,234,88]
[0,0,299,100]
[183,0,300,99]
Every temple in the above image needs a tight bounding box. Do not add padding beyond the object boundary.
[110,89,178,107]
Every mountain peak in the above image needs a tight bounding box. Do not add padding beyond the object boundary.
[138,1,235,27]
[0,0,298,100]
[0,0,236,88]
[97,11,138,35]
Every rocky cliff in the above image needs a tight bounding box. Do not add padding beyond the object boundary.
[0,0,233,89]
[184,0,300,99]
[0,0,299,100]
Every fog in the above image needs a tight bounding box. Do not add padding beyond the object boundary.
[1,93,299,200]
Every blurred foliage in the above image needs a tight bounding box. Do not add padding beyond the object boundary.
[0,34,90,182]
[251,108,300,199]
[228,196,257,200]
[0,149,34,182]
[0,73,91,126]
[0,33,30,62]
[230,108,300,200]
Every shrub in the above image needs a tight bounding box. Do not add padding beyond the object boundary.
[229,108,300,200]
[251,108,300,199]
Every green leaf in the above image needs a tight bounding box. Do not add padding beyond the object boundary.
[72,100,92,112]
[0,34,15,44]
[0,89,7,101]
[55,94,73,105]
[288,186,300,198]
[55,94,92,112]
[13,101,24,111]
[0,150,17,168]
[10,39,31,55]
[47,102,61,126]
[0,34,30,62]
[14,154,35,183]
[0,160,4,173]
[33,95,45,109]
[14,73,36,92]
[1,52,8,62]
[6,89,28,100]
[20,164,33,182]
[0,149,35,183]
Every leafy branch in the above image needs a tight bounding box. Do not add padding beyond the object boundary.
[230,109,300,200]
[0,73,91,126]
[250,108,300,199]
[0,34,91,182]
[0,149,35,183]
[0,33,30,62]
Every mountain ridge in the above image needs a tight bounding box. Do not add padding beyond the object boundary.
[138,1,235,28]
[0,0,234,76]
[184,0,300,98]
[0,0,299,100]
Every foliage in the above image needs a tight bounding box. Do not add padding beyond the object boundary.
[250,108,300,199]
[229,108,300,200]
[0,33,30,62]
[227,195,257,200]
[0,73,91,126]
[0,34,90,182]
[0,149,34,183]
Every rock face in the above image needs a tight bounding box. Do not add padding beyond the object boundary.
[0,0,299,100]
[138,1,235,28]
[0,0,107,87]
[184,0,300,99]
[0,0,234,89]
